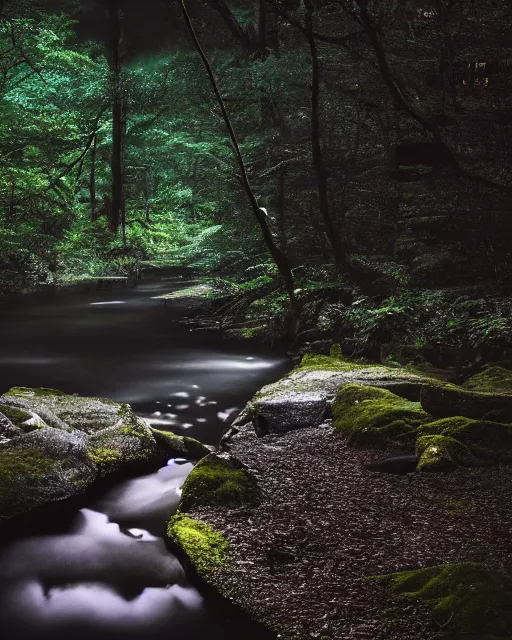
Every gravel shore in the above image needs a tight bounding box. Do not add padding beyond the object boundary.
[188,422,512,639]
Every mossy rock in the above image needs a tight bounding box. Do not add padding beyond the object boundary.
[376,563,512,638]
[416,434,480,472]
[0,428,96,518]
[86,417,163,478]
[333,384,431,446]
[150,428,210,460]
[3,387,67,398]
[179,453,258,510]
[167,513,229,578]
[0,447,59,514]
[417,416,512,466]
[462,365,512,393]
[421,379,512,423]
[0,403,32,427]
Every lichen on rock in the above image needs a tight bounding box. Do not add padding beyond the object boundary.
[333,383,431,446]
[179,453,258,510]
[376,563,512,638]
[167,513,229,577]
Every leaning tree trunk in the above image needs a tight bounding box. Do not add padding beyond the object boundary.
[178,0,297,310]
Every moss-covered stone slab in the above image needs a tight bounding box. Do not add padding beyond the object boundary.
[168,513,229,579]
[462,364,512,393]
[333,384,431,446]
[179,453,258,511]
[255,349,427,405]
[150,427,211,460]
[376,563,512,638]
[421,379,512,423]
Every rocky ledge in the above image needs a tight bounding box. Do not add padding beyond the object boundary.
[169,349,512,639]
[0,387,209,522]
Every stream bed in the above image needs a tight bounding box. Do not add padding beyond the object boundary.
[0,277,290,640]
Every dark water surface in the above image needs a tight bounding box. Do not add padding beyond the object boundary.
[0,277,290,640]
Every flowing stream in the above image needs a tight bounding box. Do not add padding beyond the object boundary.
[0,277,290,640]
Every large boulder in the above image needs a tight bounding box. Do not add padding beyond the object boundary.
[242,349,429,435]
[0,388,174,520]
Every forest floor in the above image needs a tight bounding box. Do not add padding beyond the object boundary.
[189,423,512,639]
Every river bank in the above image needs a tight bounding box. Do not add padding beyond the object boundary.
[170,351,512,639]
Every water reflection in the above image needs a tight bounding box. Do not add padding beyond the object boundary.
[0,463,206,640]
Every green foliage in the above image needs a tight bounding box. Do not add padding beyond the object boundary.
[377,564,512,638]
[167,513,229,577]
[343,291,512,356]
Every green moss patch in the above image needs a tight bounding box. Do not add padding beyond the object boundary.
[416,435,480,472]
[0,448,58,512]
[376,563,512,638]
[88,447,123,467]
[298,345,380,372]
[421,379,512,423]
[462,365,512,393]
[180,454,258,510]
[417,416,512,467]
[333,384,431,446]
[4,387,67,398]
[0,403,32,428]
[168,513,229,577]
[150,428,209,459]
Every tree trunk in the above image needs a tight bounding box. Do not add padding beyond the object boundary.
[143,167,152,223]
[304,1,345,269]
[258,0,267,57]
[277,166,287,254]
[179,0,297,310]
[90,134,98,220]
[108,0,126,238]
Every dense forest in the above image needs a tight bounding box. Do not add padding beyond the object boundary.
[1,0,512,364]
[2,3,512,640]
